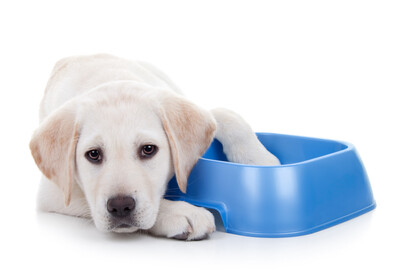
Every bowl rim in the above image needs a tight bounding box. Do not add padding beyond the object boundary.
[198,132,353,168]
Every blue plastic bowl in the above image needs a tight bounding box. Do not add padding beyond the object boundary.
[165,133,376,238]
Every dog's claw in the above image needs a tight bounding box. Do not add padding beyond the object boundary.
[173,231,190,240]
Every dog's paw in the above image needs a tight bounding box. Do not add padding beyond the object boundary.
[149,200,215,241]
[211,108,281,166]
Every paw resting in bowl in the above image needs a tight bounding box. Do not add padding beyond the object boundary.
[211,108,281,166]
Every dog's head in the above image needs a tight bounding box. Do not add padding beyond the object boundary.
[30,82,216,233]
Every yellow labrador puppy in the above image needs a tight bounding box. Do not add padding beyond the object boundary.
[30,54,280,240]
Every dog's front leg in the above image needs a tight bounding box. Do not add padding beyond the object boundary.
[211,108,281,166]
[149,199,215,240]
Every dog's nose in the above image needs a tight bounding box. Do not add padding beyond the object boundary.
[107,196,136,217]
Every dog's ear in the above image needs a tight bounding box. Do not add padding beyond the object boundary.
[29,101,79,206]
[159,94,216,193]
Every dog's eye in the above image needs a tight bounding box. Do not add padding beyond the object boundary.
[85,149,103,163]
[140,145,157,159]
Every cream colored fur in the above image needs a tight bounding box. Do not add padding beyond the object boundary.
[30,54,280,240]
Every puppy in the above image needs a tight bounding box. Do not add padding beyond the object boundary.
[30,54,280,240]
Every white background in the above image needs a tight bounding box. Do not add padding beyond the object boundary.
[1,0,409,272]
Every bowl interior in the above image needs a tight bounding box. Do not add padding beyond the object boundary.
[202,133,348,165]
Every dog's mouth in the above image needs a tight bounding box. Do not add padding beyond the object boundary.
[108,219,140,233]
[111,223,139,233]
[117,223,132,229]
[104,206,156,233]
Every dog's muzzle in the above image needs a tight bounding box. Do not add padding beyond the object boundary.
[107,195,138,231]
[107,195,136,218]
